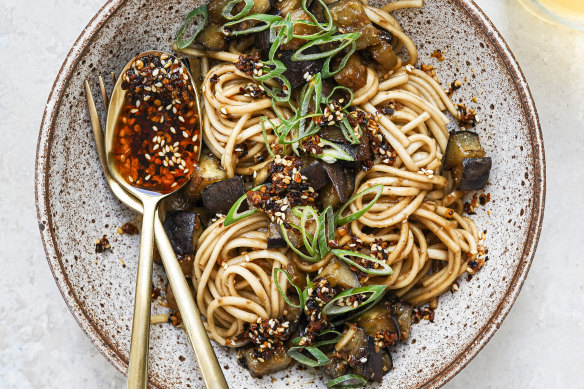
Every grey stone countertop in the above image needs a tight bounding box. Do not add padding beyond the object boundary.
[0,0,582,387]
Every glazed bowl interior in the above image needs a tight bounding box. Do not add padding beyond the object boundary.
[35,0,545,388]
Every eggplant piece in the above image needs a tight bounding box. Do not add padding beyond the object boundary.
[209,0,269,21]
[390,301,413,341]
[191,206,211,228]
[355,302,399,341]
[319,126,347,143]
[318,257,360,289]
[367,41,398,72]
[196,22,227,51]
[453,157,492,191]
[278,48,324,89]
[162,211,202,255]
[273,0,301,15]
[267,222,286,248]
[443,131,490,191]
[301,160,329,191]
[336,326,383,382]
[334,53,367,89]
[443,131,485,170]
[325,356,349,379]
[185,153,226,201]
[162,187,192,212]
[177,254,195,278]
[322,163,348,203]
[284,260,307,290]
[381,350,393,374]
[165,282,178,310]
[356,135,371,162]
[238,346,292,377]
[202,176,246,215]
[329,0,380,50]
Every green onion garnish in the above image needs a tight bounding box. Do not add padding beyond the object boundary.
[287,346,330,367]
[273,268,304,308]
[331,249,393,276]
[327,374,368,388]
[313,139,355,163]
[322,285,386,316]
[291,32,360,62]
[223,186,262,226]
[221,0,254,21]
[221,14,282,36]
[175,5,209,50]
[335,184,383,225]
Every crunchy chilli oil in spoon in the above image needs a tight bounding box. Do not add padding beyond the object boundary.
[105,51,201,389]
[113,53,200,192]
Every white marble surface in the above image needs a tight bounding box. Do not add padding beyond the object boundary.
[0,0,583,387]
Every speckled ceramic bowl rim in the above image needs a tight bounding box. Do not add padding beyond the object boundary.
[35,1,546,387]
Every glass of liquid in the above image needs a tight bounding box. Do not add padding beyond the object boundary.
[518,0,584,31]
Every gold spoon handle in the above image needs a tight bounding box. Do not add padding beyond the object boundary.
[154,215,229,389]
[84,80,228,389]
[128,198,158,389]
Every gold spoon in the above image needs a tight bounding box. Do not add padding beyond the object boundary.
[103,51,226,389]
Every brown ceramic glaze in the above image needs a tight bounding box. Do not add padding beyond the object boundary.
[35,0,545,387]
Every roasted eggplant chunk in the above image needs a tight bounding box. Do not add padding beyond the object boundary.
[335,325,389,382]
[317,257,360,289]
[238,346,292,377]
[319,126,348,143]
[279,48,325,89]
[162,211,201,255]
[301,160,329,191]
[368,40,398,72]
[390,300,413,341]
[320,166,355,208]
[322,163,348,203]
[202,176,246,215]
[355,302,399,342]
[197,22,227,51]
[267,222,286,248]
[443,131,491,191]
[334,53,367,89]
[443,131,485,170]
[453,157,492,191]
[329,0,380,50]
[185,153,226,201]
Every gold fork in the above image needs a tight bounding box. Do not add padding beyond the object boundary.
[84,76,228,389]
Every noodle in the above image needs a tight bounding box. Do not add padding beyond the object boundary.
[174,0,487,362]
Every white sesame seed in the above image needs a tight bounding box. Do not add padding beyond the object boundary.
[153,144,159,151]
[170,127,176,134]
[182,131,188,138]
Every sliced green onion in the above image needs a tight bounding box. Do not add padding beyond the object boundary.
[288,346,329,367]
[300,206,320,257]
[335,184,383,225]
[321,38,358,78]
[339,116,361,144]
[301,276,315,306]
[290,329,342,347]
[273,268,304,308]
[175,5,209,50]
[301,0,334,36]
[317,206,333,257]
[322,285,386,316]
[221,14,281,36]
[280,224,319,262]
[221,0,254,21]
[291,33,360,62]
[223,186,262,226]
[313,139,355,163]
[331,249,393,276]
[260,116,276,159]
[327,374,367,388]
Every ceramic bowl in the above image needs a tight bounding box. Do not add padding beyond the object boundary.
[35,0,545,387]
